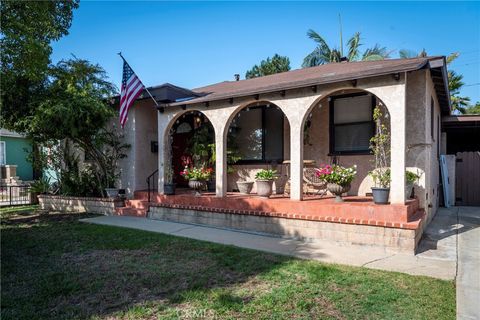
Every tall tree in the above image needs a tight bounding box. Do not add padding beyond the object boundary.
[245,54,291,79]
[302,30,390,67]
[465,101,480,115]
[30,58,125,196]
[399,50,470,114]
[0,0,79,133]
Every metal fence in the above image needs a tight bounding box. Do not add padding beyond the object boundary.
[0,185,33,206]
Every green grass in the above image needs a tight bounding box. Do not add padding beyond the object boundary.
[1,211,455,320]
[0,204,39,219]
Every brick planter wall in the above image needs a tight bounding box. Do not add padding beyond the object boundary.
[38,195,124,215]
[149,205,424,254]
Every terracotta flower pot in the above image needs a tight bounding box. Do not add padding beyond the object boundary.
[256,180,274,198]
[327,183,351,202]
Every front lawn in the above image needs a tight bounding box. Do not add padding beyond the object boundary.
[1,209,455,320]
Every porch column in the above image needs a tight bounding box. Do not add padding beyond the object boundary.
[215,130,227,197]
[289,123,304,200]
[389,90,406,204]
[157,113,168,194]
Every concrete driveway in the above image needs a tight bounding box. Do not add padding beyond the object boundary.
[418,207,480,320]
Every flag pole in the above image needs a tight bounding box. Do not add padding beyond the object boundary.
[118,52,159,106]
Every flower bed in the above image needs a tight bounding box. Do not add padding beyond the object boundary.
[38,195,124,215]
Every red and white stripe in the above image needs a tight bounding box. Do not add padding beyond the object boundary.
[119,71,144,127]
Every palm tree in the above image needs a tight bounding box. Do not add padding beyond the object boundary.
[399,48,427,59]
[302,30,390,67]
[399,50,470,113]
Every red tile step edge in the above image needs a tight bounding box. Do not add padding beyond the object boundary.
[149,202,425,230]
[115,200,149,217]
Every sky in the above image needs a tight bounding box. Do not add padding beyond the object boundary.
[51,1,480,103]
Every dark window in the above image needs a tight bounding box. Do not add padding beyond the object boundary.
[430,97,435,140]
[329,93,375,155]
[229,105,284,163]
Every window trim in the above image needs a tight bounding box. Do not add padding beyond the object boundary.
[231,105,285,165]
[329,92,375,156]
[0,141,5,165]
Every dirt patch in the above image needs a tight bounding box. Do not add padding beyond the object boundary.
[51,248,246,318]
[312,296,346,320]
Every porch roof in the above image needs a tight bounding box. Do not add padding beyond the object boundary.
[162,56,451,114]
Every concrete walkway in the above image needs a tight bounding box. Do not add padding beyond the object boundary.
[81,212,458,280]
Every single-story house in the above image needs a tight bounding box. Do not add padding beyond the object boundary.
[113,56,452,253]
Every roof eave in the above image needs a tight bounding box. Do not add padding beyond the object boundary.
[163,64,426,108]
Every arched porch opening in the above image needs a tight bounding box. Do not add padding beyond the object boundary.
[302,89,391,197]
[224,101,291,195]
[164,110,215,190]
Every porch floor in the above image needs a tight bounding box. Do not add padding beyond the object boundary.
[134,189,424,230]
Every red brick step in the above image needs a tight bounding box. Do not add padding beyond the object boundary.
[115,207,147,217]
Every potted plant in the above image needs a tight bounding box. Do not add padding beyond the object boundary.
[369,105,391,204]
[164,166,176,195]
[255,169,277,197]
[29,176,51,204]
[180,166,213,194]
[369,168,390,204]
[406,170,420,199]
[105,168,120,198]
[236,181,254,194]
[315,164,357,202]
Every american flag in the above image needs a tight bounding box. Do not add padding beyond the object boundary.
[119,58,145,127]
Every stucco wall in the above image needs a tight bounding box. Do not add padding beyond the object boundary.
[116,100,158,195]
[117,106,136,196]
[134,102,158,191]
[302,94,386,196]
[228,92,388,197]
[424,69,442,221]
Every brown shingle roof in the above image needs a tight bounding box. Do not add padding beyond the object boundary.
[165,57,447,110]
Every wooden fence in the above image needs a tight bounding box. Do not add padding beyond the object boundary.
[455,151,480,206]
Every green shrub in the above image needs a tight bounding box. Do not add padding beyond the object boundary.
[255,169,277,181]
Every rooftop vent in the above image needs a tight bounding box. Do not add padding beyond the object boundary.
[340,57,349,63]
[234,74,240,81]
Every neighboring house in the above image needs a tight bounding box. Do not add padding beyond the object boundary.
[0,128,34,182]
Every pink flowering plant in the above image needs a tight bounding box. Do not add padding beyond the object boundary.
[180,166,213,181]
[315,164,357,186]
